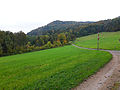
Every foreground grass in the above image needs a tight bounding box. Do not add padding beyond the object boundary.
[74,31,120,50]
[0,45,112,89]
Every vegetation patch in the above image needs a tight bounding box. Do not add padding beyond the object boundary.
[111,82,120,90]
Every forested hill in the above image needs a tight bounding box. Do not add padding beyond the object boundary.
[27,20,94,36]
[27,16,120,36]
[0,16,120,57]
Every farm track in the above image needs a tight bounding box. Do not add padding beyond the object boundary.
[72,44,120,90]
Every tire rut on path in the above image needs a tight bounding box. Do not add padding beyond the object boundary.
[72,44,120,90]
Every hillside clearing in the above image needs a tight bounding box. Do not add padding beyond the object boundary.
[74,31,120,50]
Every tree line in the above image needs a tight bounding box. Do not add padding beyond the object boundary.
[0,30,75,57]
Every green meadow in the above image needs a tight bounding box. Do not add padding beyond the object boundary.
[74,31,120,50]
[0,45,112,89]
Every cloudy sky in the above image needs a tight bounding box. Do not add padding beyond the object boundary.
[0,0,119,33]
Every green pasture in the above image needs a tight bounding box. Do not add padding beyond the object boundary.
[74,31,120,50]
[0,45,112,89]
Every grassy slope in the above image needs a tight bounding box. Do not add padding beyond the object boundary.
[74,31,120,50]
[0,45,112,89]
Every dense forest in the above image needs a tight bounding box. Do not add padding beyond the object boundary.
[28,17,120,37]
[27,20,93,35]
[0,31,74,56]
[0,16,120,57]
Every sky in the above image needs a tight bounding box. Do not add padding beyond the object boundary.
[0,0,120,34]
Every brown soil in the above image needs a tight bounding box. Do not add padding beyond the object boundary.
[72,44,120,90]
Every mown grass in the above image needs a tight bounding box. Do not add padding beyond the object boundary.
[74,31,120,50]
[0,45,112,89]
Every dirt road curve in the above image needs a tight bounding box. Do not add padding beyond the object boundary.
[72,44,120,90]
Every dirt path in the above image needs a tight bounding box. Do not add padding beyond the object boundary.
[72,44,120,90]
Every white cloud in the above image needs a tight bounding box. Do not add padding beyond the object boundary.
[0,0,120,33]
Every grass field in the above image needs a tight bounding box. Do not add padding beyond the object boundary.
[0,45,112,89]
[74,31,120,50]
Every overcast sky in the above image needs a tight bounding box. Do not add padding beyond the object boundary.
[0,0,120,33]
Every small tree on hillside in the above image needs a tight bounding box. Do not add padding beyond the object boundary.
[45,41,53,49]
